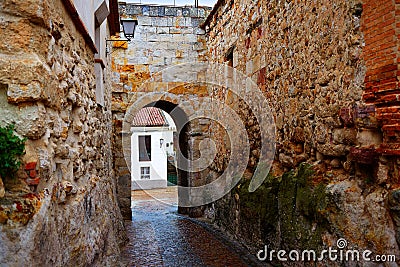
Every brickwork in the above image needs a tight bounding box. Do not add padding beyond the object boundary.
[362,0,400,156]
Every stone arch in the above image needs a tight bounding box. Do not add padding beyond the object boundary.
[118,93,193,218]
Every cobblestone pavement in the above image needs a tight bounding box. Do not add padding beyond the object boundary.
[120,187,263,267]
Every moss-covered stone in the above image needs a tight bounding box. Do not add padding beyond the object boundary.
[230,163,329,252]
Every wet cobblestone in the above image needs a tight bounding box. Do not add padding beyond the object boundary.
[120,188,261,267]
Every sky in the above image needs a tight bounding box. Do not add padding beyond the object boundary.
[123,0,217,7]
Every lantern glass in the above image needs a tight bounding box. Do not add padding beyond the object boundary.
[121,19,138,40]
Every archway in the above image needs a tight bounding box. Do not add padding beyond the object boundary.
[143,100,191,215]
[117,94,196,219]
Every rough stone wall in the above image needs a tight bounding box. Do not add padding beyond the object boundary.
[203,0,400,262]
[0,0,126,265]
[112,3,211,218]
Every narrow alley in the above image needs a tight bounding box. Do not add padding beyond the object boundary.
[120,188,262,267]
[1,0,400,266]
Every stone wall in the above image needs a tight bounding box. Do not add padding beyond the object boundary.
[112,3,211,218]
[203,0,400,262]
[0,0,126,265]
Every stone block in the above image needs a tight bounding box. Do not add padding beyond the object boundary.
[169,27,182,34]
[166,17,173,27]
[139,16,152,26]
[14,103,46,139]
[158,6,165,16]
[118,64,135,72]
[142,5,150,16]
[165,7,177,16]
[157,27,169,34]
[316,143,347,157]
[376,162,388,184]
[149,65,165,75]
[152,17,168,27]
[189,8,199,18]
[182,8,190,17]
[191,18,202,27]
[127,57,149,65]
[183,34,199,42]
[126,5,142,15]
[0,53,53,93]
[135,64,149,72]
[146,33,159,42]
[7,82,42,104]
[197,8,206,18]
[149,6,159,16]
[0,0,50,28]
[173,17,185,27]
[128,72,151,84]
[184,17,192,27]
[159,34,176,42]
[333,128,357,145]
[357,129,383,147]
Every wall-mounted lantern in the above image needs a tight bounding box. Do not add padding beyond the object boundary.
[106,19,138,55]
[121,19,138,41]
[160,138,164,148]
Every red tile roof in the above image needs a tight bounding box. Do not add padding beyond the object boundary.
[132,107,169,127]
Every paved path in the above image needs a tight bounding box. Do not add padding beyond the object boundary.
[120,187,262,267]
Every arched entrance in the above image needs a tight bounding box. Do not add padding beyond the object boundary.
[117,94,195,219]
[114,61,276,220]
[143,100,191,215]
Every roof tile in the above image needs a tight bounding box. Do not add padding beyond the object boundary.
[132,107,169,127]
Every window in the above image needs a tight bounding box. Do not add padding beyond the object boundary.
[139,135,151,161]
[140,167,150,179]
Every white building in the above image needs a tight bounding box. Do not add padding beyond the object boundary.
[131,107,176,190]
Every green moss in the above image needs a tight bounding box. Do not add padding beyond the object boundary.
[234,163,328,251]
